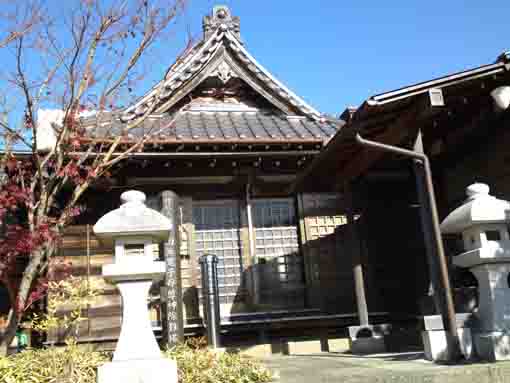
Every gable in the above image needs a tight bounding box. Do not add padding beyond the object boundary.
[121,6,323,122]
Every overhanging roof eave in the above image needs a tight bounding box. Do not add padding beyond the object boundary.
[369,61,508,106]
[291,58,510,193]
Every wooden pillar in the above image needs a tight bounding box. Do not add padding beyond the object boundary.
[296,193,320,308]
[159,190,184,346]
[412,131,443,314]
[344,183,369,326]
[245,183,260,305]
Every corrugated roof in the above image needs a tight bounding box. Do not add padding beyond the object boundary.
[86,111,342,143]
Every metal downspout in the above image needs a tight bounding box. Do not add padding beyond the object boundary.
[355,133,461,362]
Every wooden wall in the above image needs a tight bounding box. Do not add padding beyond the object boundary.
[51,189,418,343]
[298,193,355,314]
[441,117,510,213]
[358,178,430,317]
[49,225,120,343]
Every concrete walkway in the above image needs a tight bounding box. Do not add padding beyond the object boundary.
[262,352,510,383]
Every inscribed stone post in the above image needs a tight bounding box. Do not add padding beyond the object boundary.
[159,190,184,345]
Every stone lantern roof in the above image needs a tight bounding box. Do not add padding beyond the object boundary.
[93,190,172,241]
[440,183,510,234]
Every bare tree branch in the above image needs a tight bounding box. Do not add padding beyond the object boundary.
[0,0,188,351]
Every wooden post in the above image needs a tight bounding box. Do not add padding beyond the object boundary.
[412,131,443,314]
[159,190,184,346]
[245,183,259,305]
[412,131,461,361]
[296,193,317,308]
[344,183,369,326]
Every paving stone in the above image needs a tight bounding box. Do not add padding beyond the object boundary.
[262,353,510,383]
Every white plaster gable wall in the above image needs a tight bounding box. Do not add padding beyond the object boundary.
[36,109,97,151]
[36,109,63,151]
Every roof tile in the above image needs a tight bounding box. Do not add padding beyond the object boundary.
[85,111,342,143]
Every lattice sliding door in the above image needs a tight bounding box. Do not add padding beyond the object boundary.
[252,198,305,309]
[192,200,245,314]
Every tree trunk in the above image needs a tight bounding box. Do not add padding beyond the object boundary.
[0,250,44,354]
[0,308,18,355]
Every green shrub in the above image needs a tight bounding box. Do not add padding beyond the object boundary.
[0,341,274,383]
[0,340,108,383]
[166,343,274,383]
[29,276,102,344]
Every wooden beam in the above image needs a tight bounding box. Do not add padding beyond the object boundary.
[339,101,436,181]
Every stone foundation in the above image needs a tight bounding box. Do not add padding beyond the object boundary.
[422,328,473,361]
[475,332,510,361]
[98,359,178,383]
[348,324,390,355]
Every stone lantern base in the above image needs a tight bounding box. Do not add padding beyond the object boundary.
[475,332,510,361]
[348,325,390,354]
[98,358,177,383]
[421,314,475,362]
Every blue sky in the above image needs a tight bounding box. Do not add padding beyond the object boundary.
[166,0,509,116]
[1,0,509,120]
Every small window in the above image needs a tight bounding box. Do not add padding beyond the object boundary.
[486,231,501,241]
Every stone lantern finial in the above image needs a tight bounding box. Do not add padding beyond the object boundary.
[121,190,146,205]
[466,183,490,200]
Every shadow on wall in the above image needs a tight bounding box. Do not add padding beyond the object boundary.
[183,252,308,323]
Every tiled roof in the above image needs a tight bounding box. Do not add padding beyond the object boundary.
[88,111,342,143]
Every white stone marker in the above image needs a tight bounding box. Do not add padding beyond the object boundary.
[94,190,177,383]
[441,183,510,361]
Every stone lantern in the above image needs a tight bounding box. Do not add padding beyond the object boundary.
[441,183,510,361]
[93,190,177,383]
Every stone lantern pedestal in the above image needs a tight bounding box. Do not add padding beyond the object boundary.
[94,190,177,383]
[441,183,510,361]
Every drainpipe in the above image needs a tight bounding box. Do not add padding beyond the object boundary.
[355,133,461,362]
